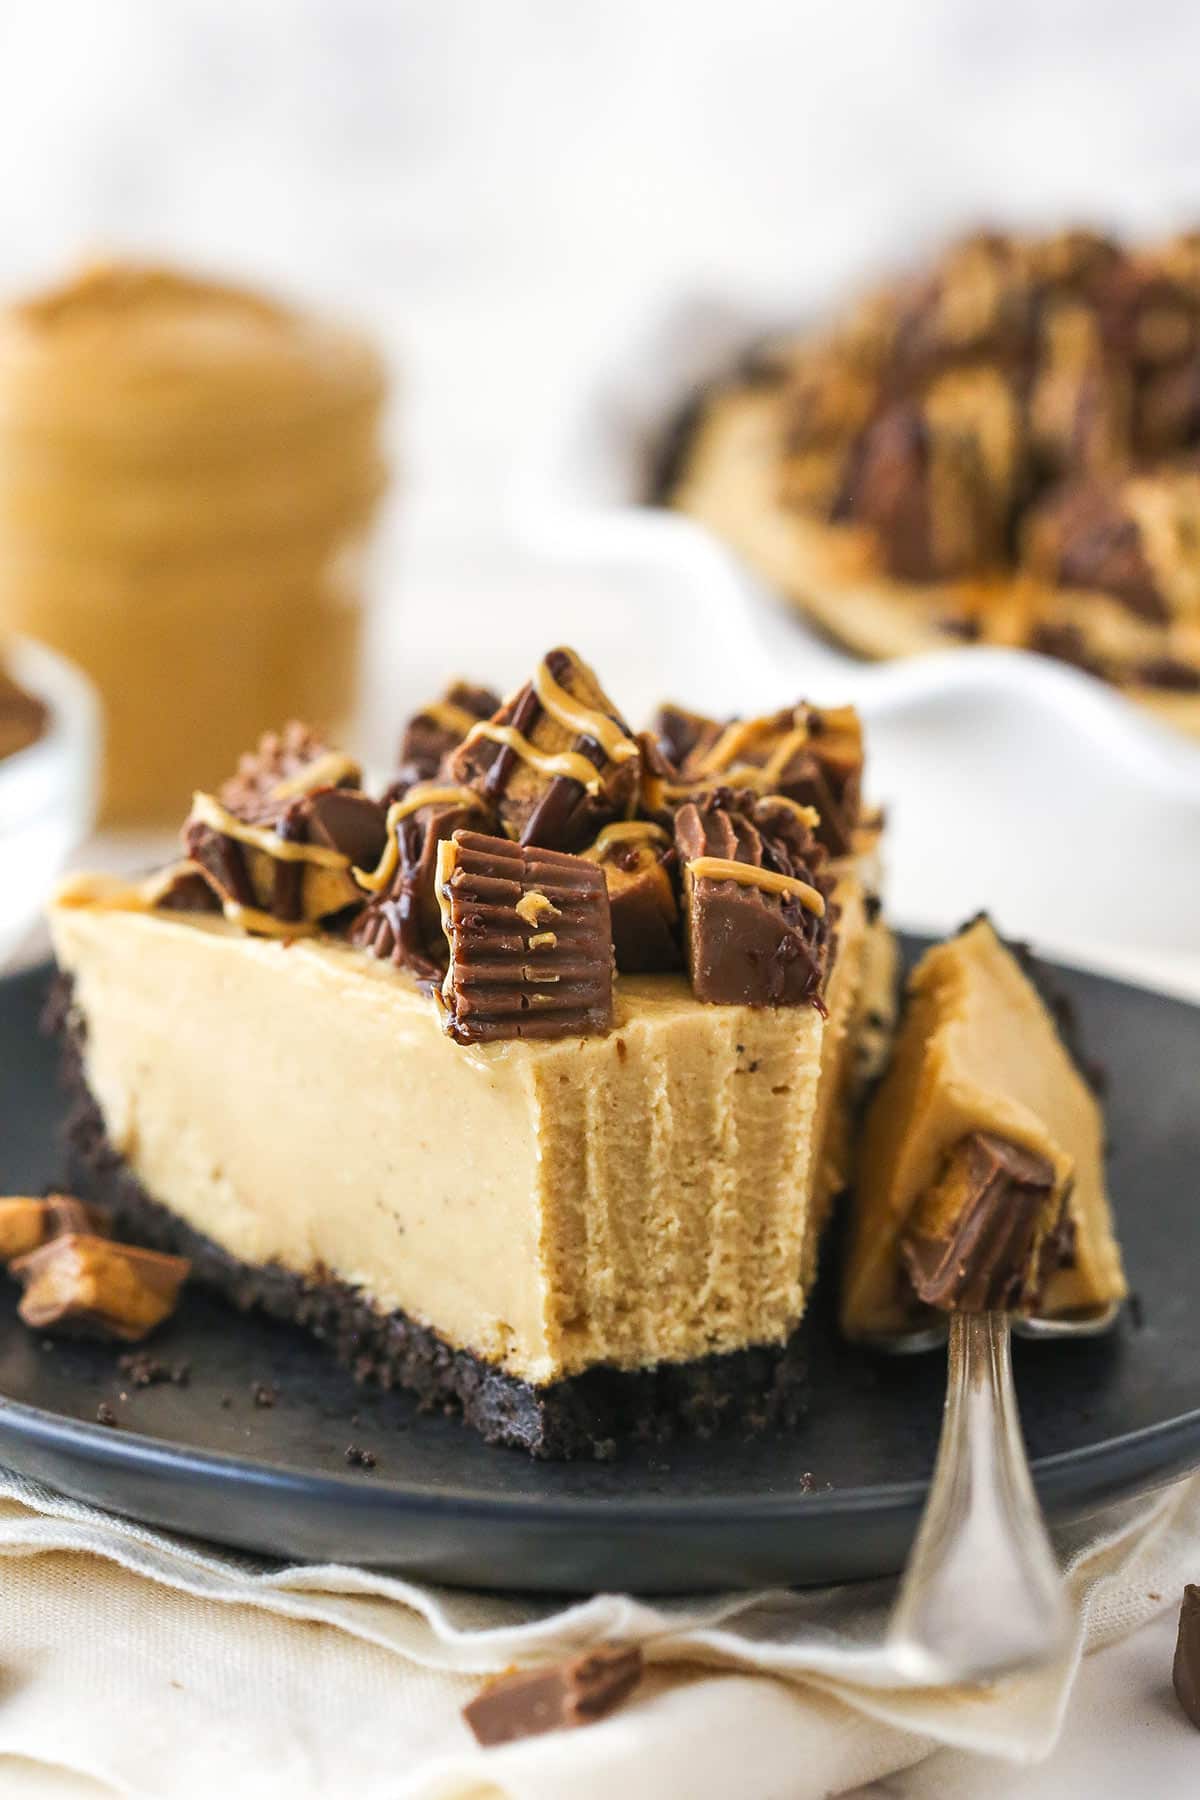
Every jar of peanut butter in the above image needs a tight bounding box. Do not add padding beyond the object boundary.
[0,263,387,821]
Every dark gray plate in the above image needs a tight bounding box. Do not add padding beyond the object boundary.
[0,948,1198,1593]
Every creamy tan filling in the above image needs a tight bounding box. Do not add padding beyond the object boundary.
[52,876,875,1385]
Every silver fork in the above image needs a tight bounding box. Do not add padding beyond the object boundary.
[872,1301,1119,1685]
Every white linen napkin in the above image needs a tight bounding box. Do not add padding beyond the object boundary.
[0,1462,1194,1799]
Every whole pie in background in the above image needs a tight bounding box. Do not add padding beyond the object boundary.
[660,228,1200,736]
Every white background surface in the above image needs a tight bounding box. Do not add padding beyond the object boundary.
[2,4,1200,1793]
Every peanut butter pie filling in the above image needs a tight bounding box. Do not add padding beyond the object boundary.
[48,649,896,1455]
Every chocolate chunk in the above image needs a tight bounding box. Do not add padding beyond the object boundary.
[889,231,1036,376]
[344,1443,377,1469]
[938,612,982,641]
[352,788,496,977]
[581,826,680,973]
[651,702,722,770]
[143,861,222,914]
[1174,1585,1200,1729]
[0,666,49,762]
[1026,301,1131,481]
[1028,620,1110,683]
[10,1234,190,1342]
[665,703,864,858]
[901,1131,1064,1313]
[184,728,385,932]
[303,788,388,870]
[463,1644,643,1746]
[836,368,1021,581]
[1029,228,1124,302]
[0,1193,107,1263]
[834,402,935,578]
[439,830,614,1044]
[397,682,501,783]
[218,723,359,826]
[1135,654,1200,693]
[1022,478,1167,623]
[1136,359,1200,458]
[447,648,641,852]
[1099,255,1200,370]
[674,791,833,1009]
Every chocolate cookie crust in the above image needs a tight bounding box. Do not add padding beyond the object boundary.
[52,982,809,1460]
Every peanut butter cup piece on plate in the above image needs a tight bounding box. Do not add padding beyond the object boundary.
[11,1234,190,1341]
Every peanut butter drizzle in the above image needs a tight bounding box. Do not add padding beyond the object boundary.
[391,783,486,822]
[579,820,670,861]
[218,900,318,939]
[685,856,827,916]
[757,795,822,830]
[352,786,486,894]
[694,713,807,776]
[462,721,607,792]
[53,866,198,913]
[268,752,362,802]
[421,699,483,738]
[642,765,822,824]
[531,657,640,763]
[52,866,316,937]
[189,793,351,869]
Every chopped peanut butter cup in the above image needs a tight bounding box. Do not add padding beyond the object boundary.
[1174,1585,1200,1731]
[352,783,495,978]
[580,820,679,972]
[463,1644,643,1746]
[447,647,641,852]
[1021,469,1193,623]
[184,722,386,935]
[218,722,360,825]
[11,1234,190,1341]
[901,1131,1069,1313]
[833,368,1022,582]
[396,681,501,784]
[674,790,833,1008]
[438,829,614,1044]
[649,702,864,858]
[0,1193,106,1262]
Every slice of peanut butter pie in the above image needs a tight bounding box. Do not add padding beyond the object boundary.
[50,649,895,1455]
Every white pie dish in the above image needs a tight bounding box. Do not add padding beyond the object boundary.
[475,296,1200,961]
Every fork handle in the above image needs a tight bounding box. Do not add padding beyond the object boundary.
[886,1310,1070,1684]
